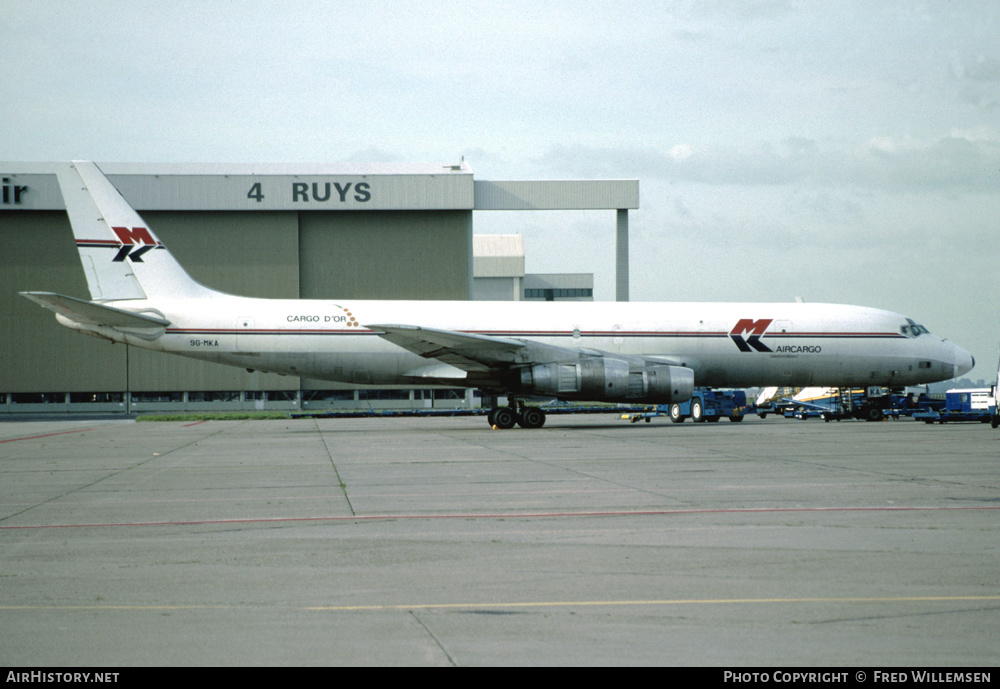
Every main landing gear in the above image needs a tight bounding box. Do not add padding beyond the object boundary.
[487,396,546,429]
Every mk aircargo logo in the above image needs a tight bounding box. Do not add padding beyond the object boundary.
[110,226,161,262]
[730,318,773,352]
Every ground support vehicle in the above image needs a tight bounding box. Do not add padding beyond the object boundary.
[780,387,945,422]
[991,355,999,429]
[755,401,797,418]
[992,382,999,429]
[624,389,751,423]
[913,388,996,424]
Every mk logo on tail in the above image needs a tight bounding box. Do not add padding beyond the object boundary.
[730,318,773,352]
[111,226,159,263]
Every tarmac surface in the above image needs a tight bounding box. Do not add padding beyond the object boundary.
[1,414,997,666]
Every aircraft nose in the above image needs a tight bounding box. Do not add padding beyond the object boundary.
[952,344,974,378]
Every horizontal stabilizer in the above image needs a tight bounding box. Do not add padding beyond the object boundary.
[20,292,170,329]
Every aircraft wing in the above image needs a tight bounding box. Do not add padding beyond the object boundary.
[367,323,586,374]
[20,292,170,328]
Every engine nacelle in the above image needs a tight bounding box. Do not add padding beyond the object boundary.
[521,356,630,399]
[517,357,694,403]
[632,364,695,403]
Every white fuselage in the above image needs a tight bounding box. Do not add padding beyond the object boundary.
[67,296,972,390]
[33,161,976,415]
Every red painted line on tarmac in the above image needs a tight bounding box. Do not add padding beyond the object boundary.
[0,428,97,444]
[182,421,207,427]
[2,504,998,530]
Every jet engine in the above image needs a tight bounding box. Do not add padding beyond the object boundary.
[516,356,694,403]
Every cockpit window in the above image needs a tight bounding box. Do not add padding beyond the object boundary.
[901,318,930,337]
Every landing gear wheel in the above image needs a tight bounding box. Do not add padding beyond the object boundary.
[518,407,546,429]
[491,406,518,429]
[864,406,884,422]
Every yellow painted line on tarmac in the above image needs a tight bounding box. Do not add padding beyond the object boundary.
[306,595,1000,612]
[3,595,997,613]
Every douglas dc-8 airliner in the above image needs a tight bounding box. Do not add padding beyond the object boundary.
[21,161,974,428]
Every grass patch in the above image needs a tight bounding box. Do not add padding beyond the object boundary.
[136,411,291,422]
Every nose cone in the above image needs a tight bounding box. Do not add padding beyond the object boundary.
[952,344,974,378]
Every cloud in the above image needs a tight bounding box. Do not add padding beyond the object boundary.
[535,134,1000,194]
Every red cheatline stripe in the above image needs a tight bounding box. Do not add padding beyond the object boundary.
[0,428,97,444]
[165,329,902,339]
[2,505,997,530]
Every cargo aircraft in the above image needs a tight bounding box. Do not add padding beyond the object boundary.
[21,162,974,428]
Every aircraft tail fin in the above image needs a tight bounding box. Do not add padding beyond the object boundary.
[58,161,216,301]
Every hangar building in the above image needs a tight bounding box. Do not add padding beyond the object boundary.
[0,162,638,414]
[471,234,594,302]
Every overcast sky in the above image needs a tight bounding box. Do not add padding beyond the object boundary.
[3,0,998,381]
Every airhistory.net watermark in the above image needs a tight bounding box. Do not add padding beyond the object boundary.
[6,673,119,684]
